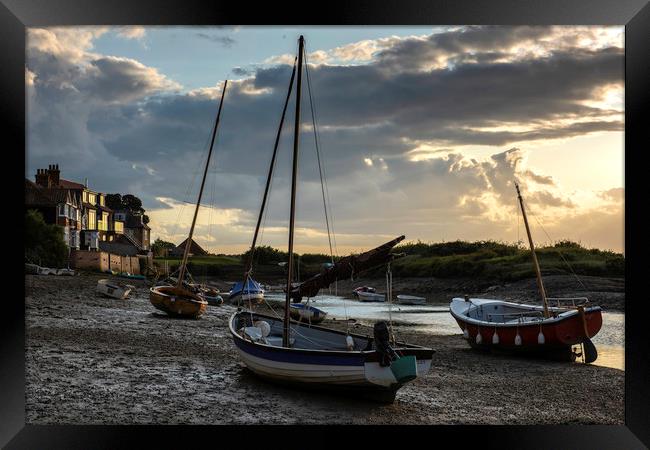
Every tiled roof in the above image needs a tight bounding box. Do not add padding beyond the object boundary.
[25,180,79,207]
[25,179,56,206]
[171,238,208,256]
[58,179,85,190]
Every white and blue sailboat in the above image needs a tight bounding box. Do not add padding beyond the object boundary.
[229,36,434,403]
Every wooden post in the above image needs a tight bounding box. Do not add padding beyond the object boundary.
[515,182,549,318]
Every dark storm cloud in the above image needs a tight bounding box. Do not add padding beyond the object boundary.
[26,26,622,248]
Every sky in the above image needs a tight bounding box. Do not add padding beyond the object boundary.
[25,26,625,255]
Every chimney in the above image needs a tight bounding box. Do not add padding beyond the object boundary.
[84,177,88,188]
[50,164,60,186]
[35,168,49,187]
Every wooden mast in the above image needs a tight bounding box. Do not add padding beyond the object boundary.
[176,80,228,289]
[283,36,304,347]
[515,181,550,318]
[241,59,297,297]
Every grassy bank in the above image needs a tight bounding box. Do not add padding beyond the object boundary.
[153,240,624,283]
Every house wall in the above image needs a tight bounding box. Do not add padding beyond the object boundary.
[70,250,141,274]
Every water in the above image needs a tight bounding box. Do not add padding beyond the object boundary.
[264,293,625,370]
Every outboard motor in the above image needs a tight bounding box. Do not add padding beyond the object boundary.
[374,321,397,367]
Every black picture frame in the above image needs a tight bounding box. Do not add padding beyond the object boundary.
[3,0,649,447]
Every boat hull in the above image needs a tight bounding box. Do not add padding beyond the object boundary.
[450,298,602,354]
[356,291,386,302]
[229,311,433,403]
[289,304,327,324]
[149,285,207,319]
[397,295,426,305]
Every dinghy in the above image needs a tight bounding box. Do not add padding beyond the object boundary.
[230,311,433,403]
[56,268,75,276]
[353,286,375,297]
[289,303,327,324]
[450,296,602,359]
[149,80,229,319]
[228,278,264,305]
[25,263,40,275]
[356,290,387,302]
[397,295,426,305]
[450,182,602,362]
[229,37,434,402]
[97,279,134,300]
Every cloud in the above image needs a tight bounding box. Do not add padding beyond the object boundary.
[26,26,624,253]
[116,27,146,40]
[196,32,236,47]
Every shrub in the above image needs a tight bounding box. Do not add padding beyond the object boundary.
[25,209,69,268]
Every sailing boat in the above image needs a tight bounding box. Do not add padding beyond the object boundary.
[450,182,603,362]
[149,81,228,319]
[229,36,434,403]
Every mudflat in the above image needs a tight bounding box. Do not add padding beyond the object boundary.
[25,273,623,424]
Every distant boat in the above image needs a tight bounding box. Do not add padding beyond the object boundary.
[229,278,264,304]
[397,295,426,305]
[97,279,133,300]
[149,80,229,319]
[289,303,327,324]
[353,286,376,298]
[450,182,602,363]
[356,290,386,302]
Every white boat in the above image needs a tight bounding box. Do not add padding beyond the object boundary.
[229,37,434,403]
[356,290,386,302]
[97,279,134,300]
[56,268,75,276]
[289,303,327,324]
[37,266,54,275]
[396,295,426,305]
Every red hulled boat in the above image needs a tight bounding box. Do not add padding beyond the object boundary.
[449,182,603,363]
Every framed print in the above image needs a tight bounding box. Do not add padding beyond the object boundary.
[3,0,649,447]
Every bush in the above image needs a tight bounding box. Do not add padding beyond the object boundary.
[25,209,69,268]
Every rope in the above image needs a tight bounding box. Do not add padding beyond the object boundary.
[523,198,589,291]
[304,48,335,264]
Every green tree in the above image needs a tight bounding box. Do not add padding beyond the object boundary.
[152,238,176,257]
[25,209,69,268]
[105,193,122,210]
[121,194,144,214]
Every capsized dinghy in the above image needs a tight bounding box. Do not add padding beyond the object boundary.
[97,279,134,300]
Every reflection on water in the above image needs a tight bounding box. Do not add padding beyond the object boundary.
[265,293,625,370]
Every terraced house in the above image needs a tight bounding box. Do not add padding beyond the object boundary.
[25,164,145,256]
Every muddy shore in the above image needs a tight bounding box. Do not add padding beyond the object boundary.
[25,273,624,425]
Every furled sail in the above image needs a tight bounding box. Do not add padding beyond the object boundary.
[289,235,405,302]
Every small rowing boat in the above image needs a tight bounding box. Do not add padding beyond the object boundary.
[356,290,386,302]
[97,279,134,300]
[289,303,327,324]
[396,294,426,305]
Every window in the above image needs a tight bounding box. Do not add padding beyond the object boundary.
[88,209,96,229]
[114,221,124,234]
[88,193,96,205]
[99,195,105,207]
[82,191,88,203]
[58,204,66,217]
[98,212,109,231]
